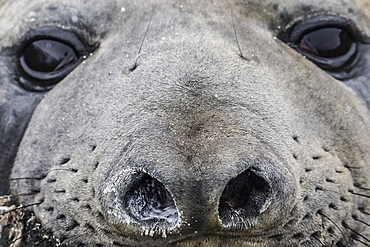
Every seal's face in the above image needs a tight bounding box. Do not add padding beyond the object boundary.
[1,0,370,246]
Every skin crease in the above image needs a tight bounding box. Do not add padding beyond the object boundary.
[0,0,370,246]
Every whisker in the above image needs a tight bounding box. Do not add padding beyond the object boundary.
[1,176,45,182]
[349,190,370,199]
[317,210,348,245]
[1,168,75,185]
[355,186,370,191]
[130,9,154,71]
[342,221,370,244]
[343,165,362,169]
[1,202,43,216]
[17,202,43,210]
[352,215,370,227]
[358,208,370,215]
[10,192,39,198]
[350,235,370,247]
[228,2,248,60]
[311,234,325,246]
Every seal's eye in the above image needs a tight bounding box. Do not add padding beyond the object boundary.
[19,38,84,91]
[294,27,357,74]
[20,40,78,78]
[298,27,353,58]
[278,16,366,80]
[17,27,97,91]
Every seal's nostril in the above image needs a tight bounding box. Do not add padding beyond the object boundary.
[218,169,271,227]
[123,172,179,228]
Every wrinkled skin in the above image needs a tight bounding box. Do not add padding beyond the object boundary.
[1,0,370,246]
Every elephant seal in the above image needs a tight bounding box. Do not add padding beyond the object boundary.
[1,0,370,246]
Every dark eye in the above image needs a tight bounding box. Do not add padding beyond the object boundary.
[20,39,78,77]
[19,38,84,91]
[295,26,358,74]
[299,27,353,58]
[278,16,365,80]
[17,27,97,91]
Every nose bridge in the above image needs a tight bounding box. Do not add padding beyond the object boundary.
[96,73,298,233]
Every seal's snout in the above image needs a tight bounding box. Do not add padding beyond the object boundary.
[99,158,296,238]
[218,169,272,228]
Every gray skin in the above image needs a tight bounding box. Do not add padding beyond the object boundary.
[1,0,370,246]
